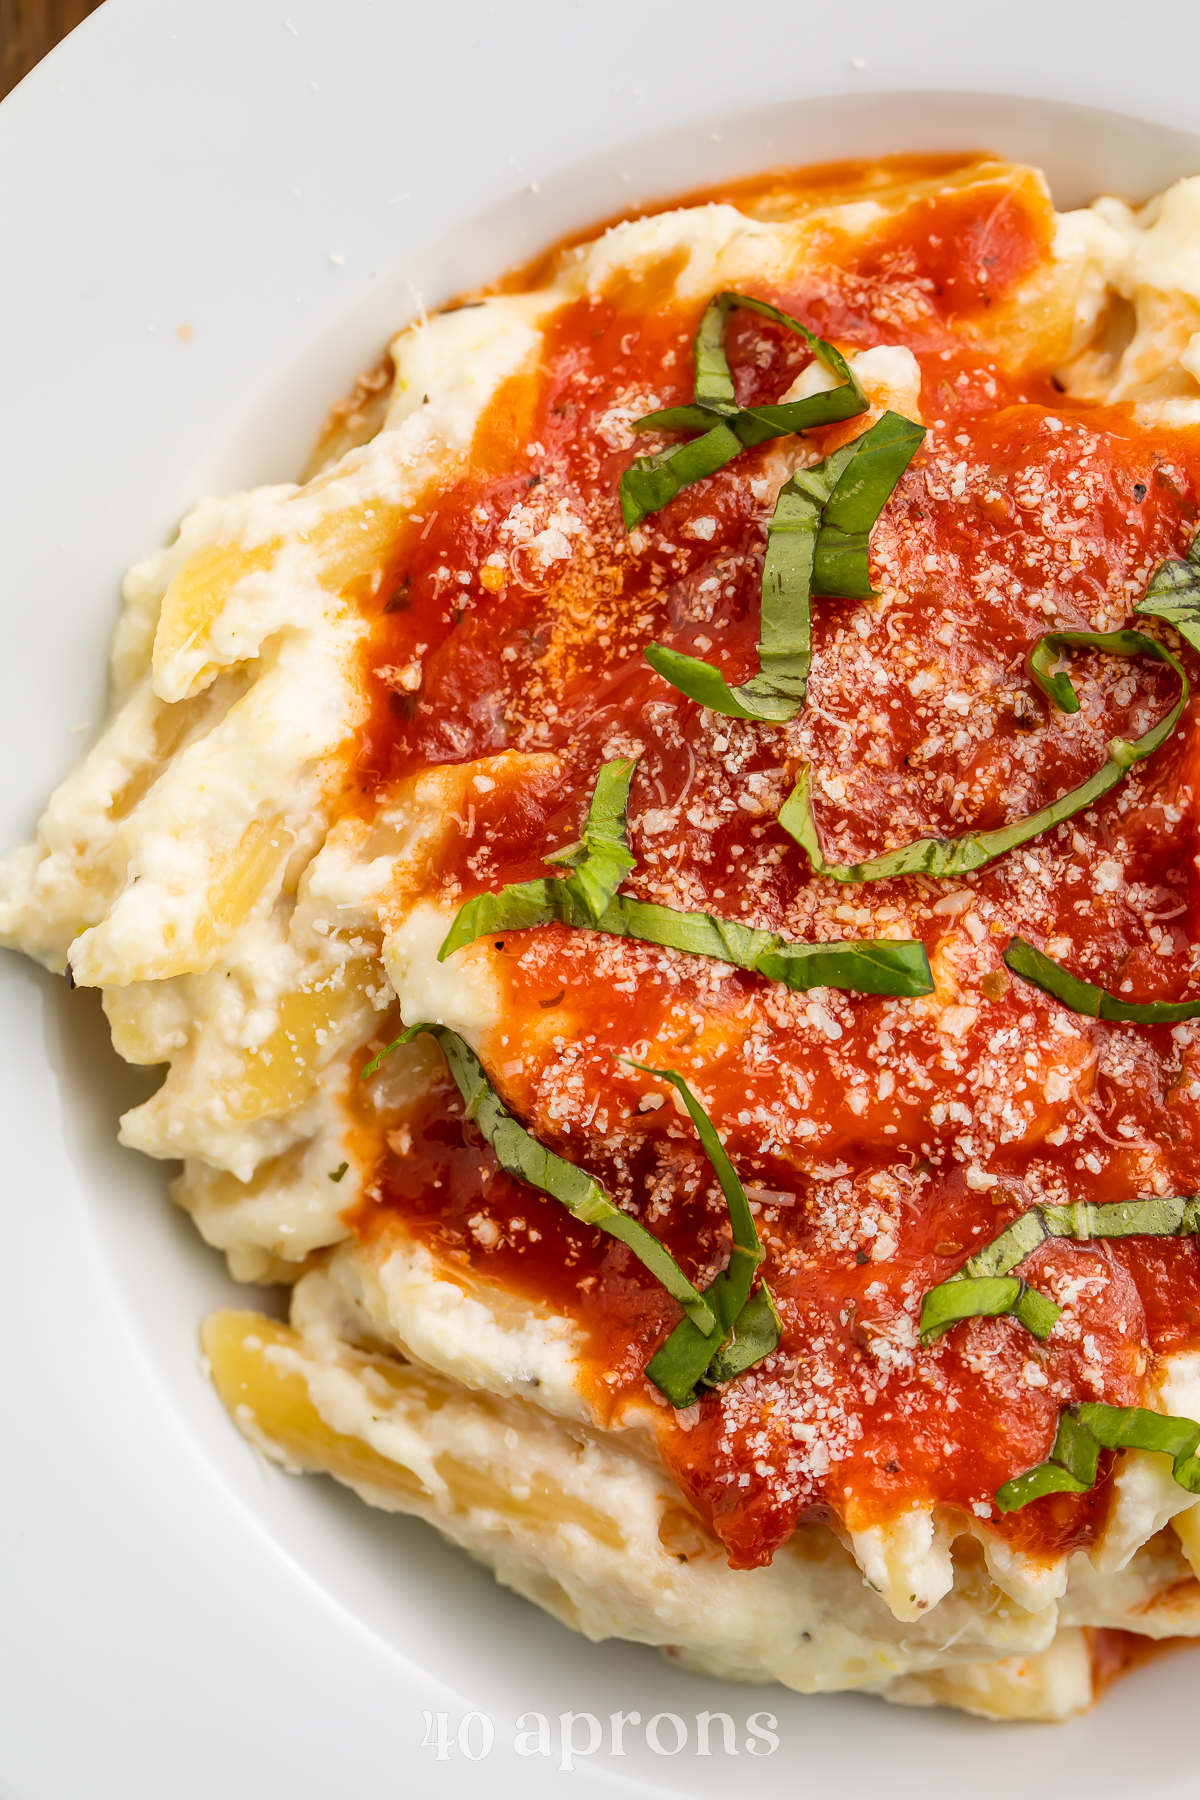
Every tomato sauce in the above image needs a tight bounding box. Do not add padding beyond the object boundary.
[1088,1625,1199,1697]
[345,161,1200,1569]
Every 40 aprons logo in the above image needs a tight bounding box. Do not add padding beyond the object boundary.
[421,1708,780,1768]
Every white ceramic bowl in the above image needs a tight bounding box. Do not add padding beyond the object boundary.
[3,5,1200,1794]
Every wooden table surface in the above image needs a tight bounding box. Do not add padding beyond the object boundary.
[2,0,105,101]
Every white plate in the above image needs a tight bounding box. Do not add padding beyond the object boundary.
[4,3,1200,1795]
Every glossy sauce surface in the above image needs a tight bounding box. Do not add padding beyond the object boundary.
[347,160,1200,1568]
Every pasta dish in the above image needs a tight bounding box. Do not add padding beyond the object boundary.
[6,152,1200,1718]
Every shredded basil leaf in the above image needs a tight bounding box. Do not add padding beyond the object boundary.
[920,1195,1200,1345]
[781,627,1189,883]
[622,1059,780,1406]
[363,1025,718,1339]
[963,1207,1052,1279]
[444,886,932,995]
[810,410,927,600]
[1004,935,1200,1024]
[643,471,820,721]
[720,292,862,404]
[1134,531,1200,654]
[439,879,563,955]
[619,290,868,532]
[544,755,637,924]
[919,1276,1061,1344]
[691,293,739,411]
[996,1401,1200,1512]
[439,761,933,998]
[706,1284,784,1384]
[620,422,745,534]
[327,1161,349,1184]
[644,412,925,722]
[974,1194,1199,1274]
[362,1031,779,1408]
[748,935,931,995]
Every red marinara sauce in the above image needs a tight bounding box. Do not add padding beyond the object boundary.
[343,157,1200,1570]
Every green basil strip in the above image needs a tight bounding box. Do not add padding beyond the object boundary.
[621,1059,779,1407]
[643,411,925,722]
[706,1284,785,1384]
[735,386,868,444]
[720,291,862,404]
[620,422,744,534]
[642,470,820,720]
[1012,1287,1062,1338]
[748,933,931,995]
[920,1194,1200,1346]
[781,627,1189,883]
[683,291,862,420]
[1005,936,1200,1024]
[440,757,636,949]
[442,882,931,995]
[692,292,740,411]
[362,1025,718,1339]
[440,761,933,994]
[996,1401,1200,1513]
[634,390,866,447]
[919,1276,1061,1344]
[583,897,933,997]
[440,878,562,954]
[1026,628,1188,743]
[810,410,927,601]
[636,403,722,434]
[620,290,868,532]
[544,755,637,925]
[964,1208,1053,1279]
[1134,533,1200,654]
[997,1410,1101,1508]
[649,1275,781,1409]
[972,1194,1200,1276]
